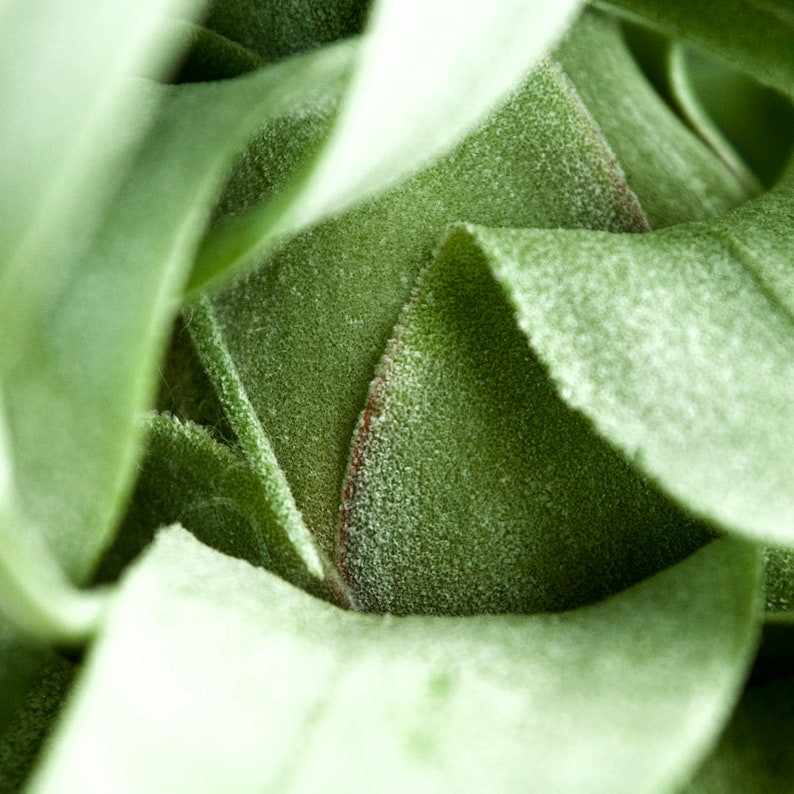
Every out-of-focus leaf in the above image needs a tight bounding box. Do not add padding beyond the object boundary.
[192,0,587,285]
[29,528,761,794]
[596,0,794,100]
[472,166,794,546]
[341,230,710,615]
[668,44,764,194]
[555,9,748,227]
[206,60,647,557]
[685,675,794,793]
[165,21,263,82]
[0,0,204,370]
[96,414,339,604]
[1,40,354,603]
[748,612,794,685]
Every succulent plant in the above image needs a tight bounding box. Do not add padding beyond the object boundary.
[1,1,793,791]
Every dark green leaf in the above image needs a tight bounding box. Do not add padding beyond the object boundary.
[596,0,794,100]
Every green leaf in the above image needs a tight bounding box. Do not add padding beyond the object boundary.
[667,44,764,194]
[192,0,588,286]
[98,410,345,603]
[473,165,794,546]
[202,0,369,63]
[0,654,75,794]
[29,528,762,794]
[341,228,710,615]
[0,0,204,370]
[0,39,355,632]
[204,59,647,558]
[555,9,749,227]
[596,0,794,100]
[667,42,794,189]
[164,20,264,82]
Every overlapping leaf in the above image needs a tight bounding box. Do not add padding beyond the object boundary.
[29,528,761,794]
[192,0,587,286]
[597,0,794,100]
[555,10,748,227]
[204,58,649,558]
[0,39,354,645]
[340,229,710,615]
[470,165,794,546]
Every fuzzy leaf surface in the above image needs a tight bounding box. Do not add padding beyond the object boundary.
[208,61,647,557]
[597,0,794,100]
[555,9,748,227]
[193,0,586,284]
[341,229,711,615]
[475,168,794,545]
[1,41,353,593]
[30,528,761,794]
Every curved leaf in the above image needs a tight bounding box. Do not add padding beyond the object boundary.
[475,168,794,545]
[596,0,794,100]
[97,414,339,603]
[685,675,794,792]
[341,229,710,615]
[555,9,748,227]
[206,60,647,557]
[192,0,587,286]
[0,0,204,369]
[1,41,354,600]
[29,528,761,794]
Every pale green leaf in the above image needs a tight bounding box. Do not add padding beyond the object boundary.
[341,229,710,615]
[206,60,647,557]
[596,0,794,100]
[29,528,761,794]
[474,166,794,545]
[0,0,205,370]
[555,9,748,227]
[1,41,354,603]
[192,0,587,286]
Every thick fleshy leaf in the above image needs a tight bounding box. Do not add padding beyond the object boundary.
[205,60,647,557]
[474,166,794,546]
[597,0,794,100]
[96,414,340,603]
[341,229,710,615]
[555,9,748,227]
[192,0,587,285]
[684,675,794,793]
[29,528,761,794]
[0,39,354,626]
